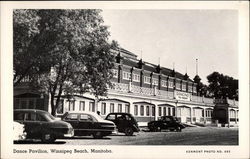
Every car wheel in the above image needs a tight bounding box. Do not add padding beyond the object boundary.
[124,127,134,136]
[93,132,103,139]
[154,126,161,132]
[176,127,182,132]
[41,134,56,143]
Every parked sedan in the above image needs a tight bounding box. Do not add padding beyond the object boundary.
[61,111,116,138]
[14,109,74,143]
[148,116,185,132]
[105,113,140,136]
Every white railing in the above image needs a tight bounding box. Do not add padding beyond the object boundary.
[109,82,216,104]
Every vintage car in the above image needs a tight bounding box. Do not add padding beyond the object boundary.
[13,121,26,141]
[61,111,116,138]
[105,113,140,136]
[148,116,185,132]
[14,109,74,143]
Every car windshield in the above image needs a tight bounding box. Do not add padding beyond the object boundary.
[42,112,56,121]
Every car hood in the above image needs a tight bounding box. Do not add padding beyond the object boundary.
[99,119,115,125]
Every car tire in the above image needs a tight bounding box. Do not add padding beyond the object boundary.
[41,134,56,143]
[176,127,182,132]
[124,127,134,136]
[93,132,103,139]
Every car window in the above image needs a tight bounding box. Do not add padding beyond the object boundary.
[66,113,78,120]
[14,112,24,121]
[165,117,171,122]
[117,114,126,120]
[36,114,47,121]
[106,114,116,120]
[25,112,36,121]
[80,114,93,122]
[125,115,132,120]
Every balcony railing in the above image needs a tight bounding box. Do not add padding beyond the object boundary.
[109,82,216,104]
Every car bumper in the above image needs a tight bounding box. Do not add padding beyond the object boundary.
[64,129,74,137]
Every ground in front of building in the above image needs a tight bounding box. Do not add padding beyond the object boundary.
[15,127,238,145]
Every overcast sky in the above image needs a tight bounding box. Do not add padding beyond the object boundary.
[101,10,238,84]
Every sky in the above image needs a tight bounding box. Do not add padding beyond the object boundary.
[101,10,238,84]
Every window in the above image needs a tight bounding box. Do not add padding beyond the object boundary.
[125,104,130,113]
[152,106,155,116]
[123,71,131,80]
[146,106,150,116]
[182,82,186,91]
[161,80,167,87]
[118,104,122,112]
[193,85,197,93]
[159,107,162,116]
[101,103,106,115]
[152,78,158,86]
[14,112,24,121]
[110,103,114,113]
[68,100,75,111]
[168,107,171,116]
[133,74,140,82]
[140,105,144,116]
[172,107,175,116]
[134,105,138,116]
[188,85,193,92]
[80,114,92,121]
[112,69,118,78]
[106,114,115,120]
[176,81,181,90]
[36,114,47,121]
[25,113,36,121]
[163,107,166,116]
[89,102,95,112]
[144,76,151,84]
[168,80,174,88]
[56,99,64,114]
[66,113,78,120]
[79,101,85,111]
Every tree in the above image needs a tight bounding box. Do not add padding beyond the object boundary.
[207,72,238,100]
[14,9,117,115]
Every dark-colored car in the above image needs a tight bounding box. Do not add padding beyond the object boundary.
[148,116,185,132]
[14,109,74,143]
[105,113,140,136]
[61,111,116,139]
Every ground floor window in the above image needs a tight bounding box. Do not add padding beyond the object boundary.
[110,103,114,113]
[146,106,150,116]
[101,103,106,115]
[140,105,144,116]
[159,107,162,116]
[163,107,166,116]
[172,107,175,116]
[168,107,171,116]
[134,105,138,116]
[152,106,155,116]
[89,102,95,112]
[68,100,75,111]
[125,104,130,113]
[79,101,85,111]
[118,104,122,112]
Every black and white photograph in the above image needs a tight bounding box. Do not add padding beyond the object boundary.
[1,1,249,159]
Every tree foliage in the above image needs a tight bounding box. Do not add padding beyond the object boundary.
[14,9,117,115]
[206,72,238,100]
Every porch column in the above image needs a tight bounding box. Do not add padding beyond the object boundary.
[190,107,193,124]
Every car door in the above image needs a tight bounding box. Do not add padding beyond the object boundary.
[63,113,79,135]
[78,114,94,135]
[23,112,43,138]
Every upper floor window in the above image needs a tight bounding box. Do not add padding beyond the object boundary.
[68,100,75,111]
[176,81,181,90]
[134,105,138,116]
[168,80,174,88]
[101,103,106,115]
[144,76,151,84]
[79,101,85,111]
[110,103,114,113]
[133,74,140,82]
[152,78,158,86]
[188,85,193,92]
[193,85,197,93]
[112,69,118,78]
[125,104,130,113]
[161,80,167,87]
[140,105,144,116]
[123,71,131,80]
[182,82,186,91]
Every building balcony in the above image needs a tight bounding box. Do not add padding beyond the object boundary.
[108,82,214,104]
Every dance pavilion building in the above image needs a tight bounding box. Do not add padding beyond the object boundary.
[14,48,239,126]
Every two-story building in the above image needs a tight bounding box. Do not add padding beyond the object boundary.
[14,47,239,126]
